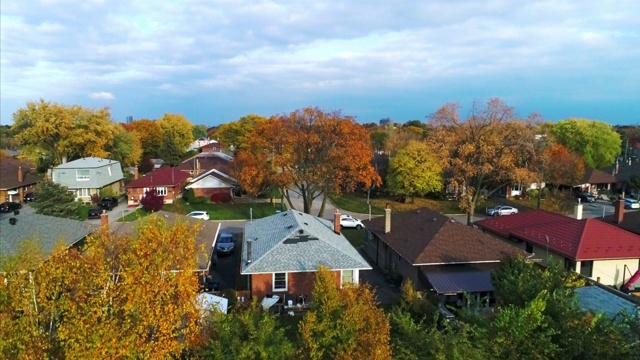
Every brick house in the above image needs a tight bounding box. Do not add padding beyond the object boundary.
[362,206,525,306]
[124,167,189,206]
[0,158,40,202]
[240,210,371,304]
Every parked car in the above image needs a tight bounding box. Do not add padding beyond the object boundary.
[0,201,22,213]
[486,205,518,216]
[98,197,119,211]
[339,214,365,230]
[624,198,640,209]
[88,208,102,219]
[216,232,235,255]
[23,192,36,202]
[187,211,210,220]
[577,192,596,203]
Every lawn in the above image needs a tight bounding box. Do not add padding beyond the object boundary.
[341,228,366,247]
[163,199,281,220]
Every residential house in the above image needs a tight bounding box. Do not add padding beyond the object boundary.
[361,206,526,306]
[200,142,224,154]
[124,166,189,206]
[109,210,221,273]
[185,168,238,202]
[0,158,40,202]
[475,206,640,289]
[187,138,218,152]
[0,212,94,271]
[575,168,617,195]
[574,284,639,318]
[240,210,372,302]
[176,152,233,178]
[602,158,640,196]
[600,204,640,235]
[50,157,124,203]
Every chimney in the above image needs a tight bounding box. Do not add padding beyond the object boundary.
[574,203,583,220]
[100,212,109,233]
[334,210,341,234]
[614,199,625,224]
[134,166,139,180]
[18,166,23,183]
[246,239,252,264]
[615,161,619,175]
[196,159,201,176]
[384,203,391,233]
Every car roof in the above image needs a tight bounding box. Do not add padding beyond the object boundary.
[188,211,207,215]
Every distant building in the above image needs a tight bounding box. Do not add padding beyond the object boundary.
[126,116,133,124]
[379,118,392,126]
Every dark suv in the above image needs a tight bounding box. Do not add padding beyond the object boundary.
[0,201,22,213]
[577,192,595,203]
[98,197,119,211]
[23,192,36,202]
[88,208,102,219]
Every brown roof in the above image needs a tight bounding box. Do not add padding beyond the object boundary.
[601,160,640,183]
[362,208,523,265]
[0,158,41,190]
[600,210,640,235]
[175,153,232,176]
[581,168,617,185]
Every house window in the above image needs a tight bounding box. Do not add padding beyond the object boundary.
[77,188,90,198]
[341,270,354,286]
[143,187,168,196]
[76,169,90,181]
[565,259,576,271]
[580,261,593,277]
[273,273,287,291]
[525,243,533,254]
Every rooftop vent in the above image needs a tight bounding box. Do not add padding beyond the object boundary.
[9,217,17,225]
[298,229,304,234]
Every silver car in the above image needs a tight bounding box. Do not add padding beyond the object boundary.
[487,206,518,216]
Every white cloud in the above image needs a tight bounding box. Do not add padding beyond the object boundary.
[88,91,115,100]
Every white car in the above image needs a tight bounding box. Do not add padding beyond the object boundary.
[339,215,365,230]
[187,211,210,220]
[486,206,518,216]
[624,198,640,209]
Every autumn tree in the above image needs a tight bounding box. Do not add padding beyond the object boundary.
[11,99,118,165]
[539,144,585,192]
[428,99,537,225]
[127,119,163,158]
[298,266,391,359]
[386,140,443,202]
[31,179,82,219]
[105,125,142,167]
[214,114,268,153]
[550,118,622,168]
[236,107,381,216]
[140,188,164,212]
[0,215,207,358]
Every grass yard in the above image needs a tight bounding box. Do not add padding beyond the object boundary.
[341,228,366,247]
[329,193,386,215]
[164,199,281,220]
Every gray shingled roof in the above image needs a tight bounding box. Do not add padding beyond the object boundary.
[54,157,118,169]
[575,286,638,318]
[0,213,94,267]
[241,210,371,274]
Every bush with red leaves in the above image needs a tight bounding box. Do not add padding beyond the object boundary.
[140,188,165,212]
[210,192,232,204]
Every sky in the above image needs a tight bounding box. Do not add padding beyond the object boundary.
[1,0,639,127]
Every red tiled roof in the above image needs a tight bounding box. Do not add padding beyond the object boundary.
[363,208,523,265]
[476,210,640,260]
[125,167,189,188]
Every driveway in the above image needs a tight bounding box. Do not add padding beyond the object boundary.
[207,221,245,291]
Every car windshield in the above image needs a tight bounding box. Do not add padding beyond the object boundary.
[219,234,233,244]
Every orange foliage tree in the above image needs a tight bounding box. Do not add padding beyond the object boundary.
[126,119,164,159]
[429,98,538,225]
[235,107,381,216]
[540,144,586,192]
[0,215,207,358]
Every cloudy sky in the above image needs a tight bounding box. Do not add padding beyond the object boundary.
[2,0,639,126]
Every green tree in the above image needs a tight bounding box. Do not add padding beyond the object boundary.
[192,124,209,140]
[386,140,443,202]
[627,174,640,193]
[31,180,82,219]
[214,114,268,152]
[298,266,391,360]
[204,300,295,359]
[370,130,389,154]
[157,113,194,165]
[551,118,622,168]
[105,126,142,167]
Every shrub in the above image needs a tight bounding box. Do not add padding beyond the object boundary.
[140,188,164,212]
[210,192,232,203]
[90,193,101,205]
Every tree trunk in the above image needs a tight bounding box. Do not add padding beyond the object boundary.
[317,192,328,218]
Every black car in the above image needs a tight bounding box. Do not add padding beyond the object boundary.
[577,192,595,203]
[0,201,23,213]
[88,207,102,219]
[23,192,36,202]
[98,197,119,211]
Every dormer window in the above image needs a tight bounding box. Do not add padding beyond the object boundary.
[76,169,90,181]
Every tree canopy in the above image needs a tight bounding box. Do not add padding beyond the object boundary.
[551,118,621,168]
[214,114,268,153]
[236,107,381,216]
[31,180,82,219]
[157,113,194,165]
[428,98,537,225]
[386,140,443,202]
[126,119,163,159]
